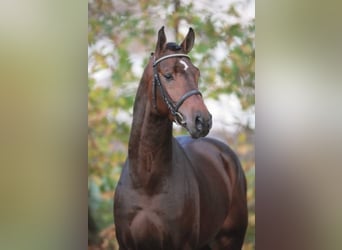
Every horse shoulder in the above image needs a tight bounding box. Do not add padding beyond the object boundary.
[176,136,245,246]
[176,136,244,194]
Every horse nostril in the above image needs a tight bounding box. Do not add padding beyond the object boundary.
[195,114,204,131]
[208,113,213,128]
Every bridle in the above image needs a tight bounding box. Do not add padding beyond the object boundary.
[152,53,202,126]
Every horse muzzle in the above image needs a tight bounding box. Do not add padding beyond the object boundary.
[186,112,212,138]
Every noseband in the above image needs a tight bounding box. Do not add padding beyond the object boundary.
[152,53,202,126]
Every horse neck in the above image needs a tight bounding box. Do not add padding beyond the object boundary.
[128,65,173,190]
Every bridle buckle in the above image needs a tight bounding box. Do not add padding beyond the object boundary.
[174,112,186,126]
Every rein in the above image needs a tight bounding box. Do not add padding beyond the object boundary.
[152,53,202,126]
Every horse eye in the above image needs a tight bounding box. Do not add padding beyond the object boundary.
[163,73,173,81]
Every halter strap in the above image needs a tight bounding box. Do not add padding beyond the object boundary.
[152,53,202,126]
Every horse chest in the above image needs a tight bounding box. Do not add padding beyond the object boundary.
[115,164,200,249]
[119,168,198,221]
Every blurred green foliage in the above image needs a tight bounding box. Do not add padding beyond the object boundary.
[88,0,254,249]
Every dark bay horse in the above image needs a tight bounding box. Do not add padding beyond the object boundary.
[114,27,248,250]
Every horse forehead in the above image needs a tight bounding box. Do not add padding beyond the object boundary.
[179,59,189,71]
[160,58,194,72]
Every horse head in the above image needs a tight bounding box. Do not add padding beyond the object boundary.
[150,26,212,138]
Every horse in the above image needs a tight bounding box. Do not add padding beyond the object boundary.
[114,26,248,250]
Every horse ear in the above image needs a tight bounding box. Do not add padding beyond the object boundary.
[180,27,195,53]
[155,26,167,54]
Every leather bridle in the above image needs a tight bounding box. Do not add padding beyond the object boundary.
[152,53,202,126]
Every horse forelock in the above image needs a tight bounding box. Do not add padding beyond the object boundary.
[166,42,182,51]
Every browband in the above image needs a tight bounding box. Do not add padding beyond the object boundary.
[153,54,190,67]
